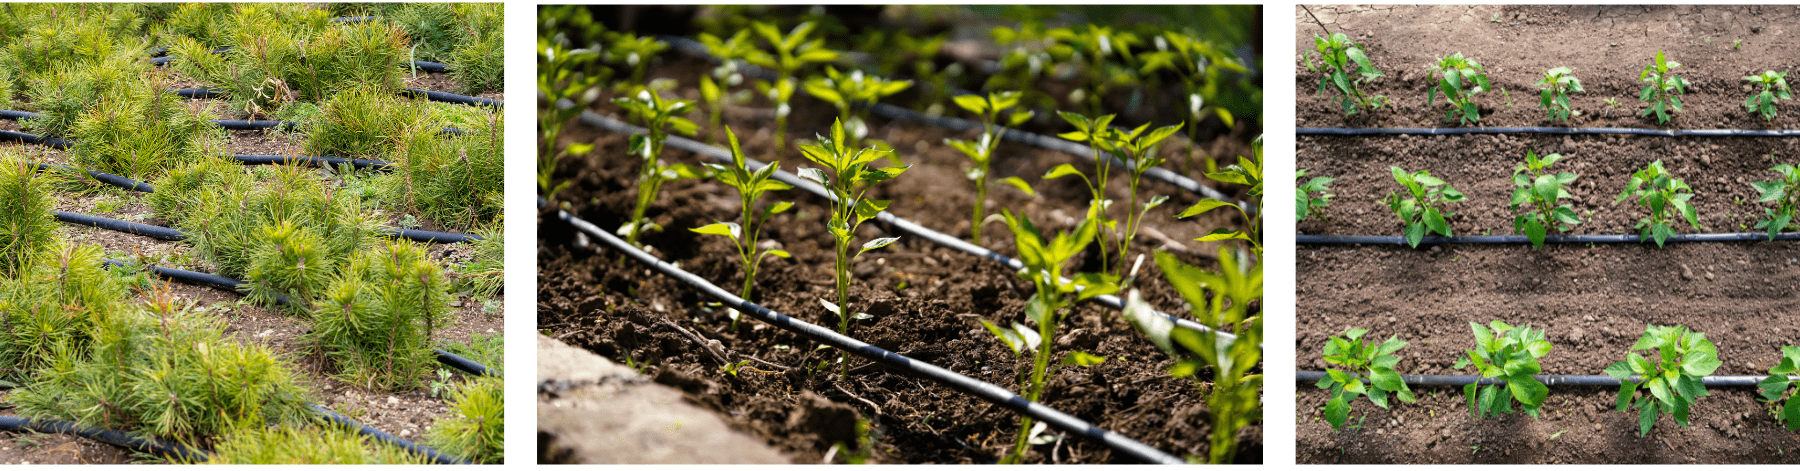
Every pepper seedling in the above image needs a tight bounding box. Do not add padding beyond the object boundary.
[1510,150,1581,248]
[1605,324,1720,436]
[536,39,606,202]
[1183,136,1263,260]
[1613,159,1699,248]
[803,65,912,146]
[1317,328,1416,430]
[1304,32,1386,116]
[1743,70,1792,122]
[1297,168,1335,222]
[1425,52,1491,125]
[797,118,908,378]
[944,91,1035,244]
[691,127,793,331]
[1123,249,1260,464]
[1452,321,1553,419]
[1750,162,1800,240]
[1638,50,1689,124]
[696,29,757,145]
[601,30,666,87]
[1756,345,1800,431]
[1048,111,1119,271]
[1535,67,1584,122]
[1142,30,1246,173]
[745,21,839,152]
[612,88,707,251]
[1385,166,1465,248]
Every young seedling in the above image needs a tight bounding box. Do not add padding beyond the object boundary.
[537,39,608,202]
[1604,325,1721,436]
[1536,67,1585,122]
[691,127,793,331]
[986,210,1118,463]
[1638,50,1689,124]
[1142,30,1247,173]
[1297,168,1336,222]
[1452,321,1553,419]
[945,91,1034,244]
[1510,150,1582,248]
[803,65,912,145]
[1613,160,1700,248]
[1425,53,1492,125]
[1750,163,1800,240]
[1049,111,1119,270]
[613,88,707,251]
[1304,32,1387,116]
[696,30,757,145]
[601,30,666,86]
[745,21,839,151]
[1316,328,1416,430]
[797,119,908,377]
[1385,166,1466,248]
[1182,136,1264,260]
[1743,70,1792,122]
[1095,121,1184,276]
[1756,346,1800,431]
[1123,250,1261,464]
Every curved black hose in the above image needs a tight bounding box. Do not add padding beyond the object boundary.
[306,404,469,464]
[400,88,501,108]
[435,349,499,377]
[233,154,392,170]
[545,200,1185,464]
[380,227,486,243]
[1297,232,1800,245]
[173,88,227,99]
[34,162,157,192]
[0,130,70,149]
[1296,370,1797,388]
[0,416,210,462]
[573,111,1237,344]
[56,211,185,240]
[1299,126,1800,137]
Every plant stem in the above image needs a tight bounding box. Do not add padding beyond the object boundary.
[836,234,851,381]
[971,176,987,244]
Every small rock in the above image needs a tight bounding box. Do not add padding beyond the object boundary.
[400,429,413,437]
[1705,272,1715,281]
[1680,264,1695,280]
[1583,315,1595,322]
[388,396,400,405]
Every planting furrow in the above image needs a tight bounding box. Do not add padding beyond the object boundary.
[1300,126,1800,137]
[1295,370,1799,388]
[1298,232,1800,245]
[574,110,1237,344]
[544,200,1187,464]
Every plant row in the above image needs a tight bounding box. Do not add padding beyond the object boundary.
[1297,149,1800,248]
[1317,322,1800,438]
[1307,33,1792,125]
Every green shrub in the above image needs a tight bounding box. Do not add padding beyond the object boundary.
[173,20,407,115]
[0,154,57,278]
[451,224,503,300]
[310,240,455,390]
[304,86,427,158]
[0,4,151,80]
[202,423,428,464]
[178,165,379,282]
[68,73,225,179]
[0,242,127,379]
[382,110,502,231]
[449,23,503,95]
[1605,324,1720,436]
[20,57,150,137]
[425,376,503,463]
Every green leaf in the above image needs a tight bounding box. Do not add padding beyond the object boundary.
[1370,367,1405,391]
[1043,164,1085,181]
[1638,397,1658,436]
[689,222,741,240]
[858,237,900,256]
[1178,199,1234,219]
[997,176,1036,196]
[1615,381,1637,411]
[1324,396,1349,430]
[952,94,989,114]
[1061,351,1108,366]
[980,319,1025,355]
[765,249,791,258]
[1682,350,1722,376]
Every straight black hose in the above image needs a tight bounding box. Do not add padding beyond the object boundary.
[573,111,1237,344]
[234,154,392,170]
[0,416,210,462]
[1295,370,1798,388]
[56,211,185,240]
[0,129,70,148]
[380,227,486,243]
[435,349,499,377]
[307,405,470,465]
[545,199,1185,464]
[1297,232,1800,245]
[400,88,502,108]
[1299,126,1800,137]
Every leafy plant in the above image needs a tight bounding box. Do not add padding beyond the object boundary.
[536,35,608,202]
[1425,52,1491,125]
[1304,32,1386,116]
[1743,70,1792,122]
[1181,136,1264,260]
[613,89,707,251]
[1509,150,1582,248]
[1385,166,1466,248]
[1452,321,1553,418]
[600,30,665,86]
[1047,112,1120,270]
[1535,67,1584,122]
[1296,168,1335,222]
[796,119,908,376]
[1316,328,1415,430]
[1124,250,1261,463]
[745,21,838,151]
[1604,325,1721,436]
[945,91,1035,244]
[1756,346,1800,431]
[1638,50,1689,124]
[1750,163,1800,240]
[987,211,1118,463]
[695,30,756,145]
[1142,30,1247,173]
[691,127,793,331]
[803,65,912,146]
[1613,160,1700,248]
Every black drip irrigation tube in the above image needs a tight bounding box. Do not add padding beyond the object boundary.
[1298,232,1800,246]
[543,199,1185,464]
[308,404,468,464]
[1295,370,1798,388]
[234,154,392,170]
[655,35,1255,214]
[149,46,450,73]
[57,211,185,240]
[0,108,464,139]
[0,417,209,462]
[573,110,1238,344]
[400,88,502,108]
[0,129,71,149]
[1299,126,1800,138]
[34,162,155,193]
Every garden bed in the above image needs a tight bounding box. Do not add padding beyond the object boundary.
[1297,4,1800,464]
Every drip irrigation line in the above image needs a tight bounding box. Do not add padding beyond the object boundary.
[656,35,1252,212]
[330,16,377,23]
[573,110,1238,344]
[56,211,185,240]
[306,405,469,464]
[435,349,499,377]
[1299,126,1800,137]
[400,88,502,108]
[234,154,392,170]
[0,417,210,462]
[33,162,156,192]
[1297,232,1800,246]
[379,227,487,243]
[412,61,450,73]
[1295,370,1800,388]
[0,129,71,149]
[173,87,225,99]
[543,199,1185,464]
[0,108,465,139]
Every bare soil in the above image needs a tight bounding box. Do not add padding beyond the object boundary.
[1297,5,1800,464]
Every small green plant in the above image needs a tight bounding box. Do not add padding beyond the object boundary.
[1304,32,1386,116]
[1604,324,1721,436]
[305,86,427,159]
[1316,328,1416,430]
[1734,39,1744,50]
[1743,70,1792,122]
[691,127,793,331]
[1509,150,1582,248]
[745,21,838,151]
[1452,321,1553,418]
[203,423,428,464]
[1181,136,1264,260]
[1756,346,1800,431]
[0,155,56,278]
[1425,53,1491,125]
[1750,163,1800,240]
[945,91,1035,244]
[1296,168,1335,222]
[1051,113,1183,276]
[1123,250,1261,463]
[425,376,503,463]
[601,30,665,86]
[613,88,706,251]
[1385,166,1466,248]
[987,211,1118,463]
[803,65,912,146]
[1613,160,1700,248]
[310,240,456,390]
[1638,50,1689,124]
[796,119,908,377]
[1048,112,1119,270]
[1535,67,1585,122]
[536,36,608,202]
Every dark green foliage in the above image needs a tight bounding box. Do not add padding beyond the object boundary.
[1613,160,1699,248]
[0,154,56,278]
[1385,166,1465,248]
[1316,328,1416,430]
[172,19,407,116]
[426,376,503,463]
[68,72,225,179]
[1744,70,1792,122]
[1296,169,1334,222]
[164,163,379,285]
[1638,50,1689,124]
[1536,67,1584,122]
[1605,325,1720,436]
[1425,52,1491,125]
[1305,32,1386,115]
[1757,346,1800,431]
[20,58,150,138]
[1509,150,1581,248]
[0,242,127,379]
[1751,163,1800,240]
[1453,321,1553,418]
[310,240,455,391]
